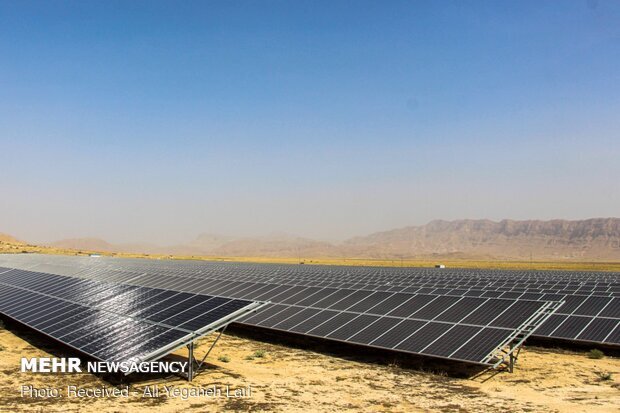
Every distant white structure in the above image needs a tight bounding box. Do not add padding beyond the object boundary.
[89,254,101,258]
[435,264,445,269]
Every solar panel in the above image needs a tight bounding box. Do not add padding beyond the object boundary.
[451,328,513,361]
[0,266,263,367]
[290,310,342,334]
[4,254,618,368]
[349,316,404,345]
[396,322,453,353]
[576,318,618,342]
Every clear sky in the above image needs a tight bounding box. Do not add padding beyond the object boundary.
[1,1,619,245]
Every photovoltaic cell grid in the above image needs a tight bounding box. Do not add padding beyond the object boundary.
[0,265,259,364]
[6,254,615,346]
[0,256,565,366]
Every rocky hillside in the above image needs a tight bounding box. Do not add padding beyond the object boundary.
[33,218,620,260]
[342,218,620,260]
[0,233,22,244]
[208,234,336,257]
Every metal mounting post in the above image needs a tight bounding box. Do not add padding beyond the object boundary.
[508,340,524,373]
[187,341,194,381]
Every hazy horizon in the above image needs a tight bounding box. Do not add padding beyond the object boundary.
[2,1,619,245]
[13,216,620,247]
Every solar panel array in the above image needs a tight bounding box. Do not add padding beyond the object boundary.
[7,255,614,346]
[0,265,260,364]
[98,259,617,346]
[0,255,571,366]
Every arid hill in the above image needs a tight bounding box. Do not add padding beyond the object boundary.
[208,233,336,257]
[342,218,620,260]
[25,218,620,260]
[0,233,22,244]
[51,237,116,252]
[49,233,336,258]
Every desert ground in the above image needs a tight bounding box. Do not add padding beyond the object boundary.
[2,238,620,273]
[1,318,619,413]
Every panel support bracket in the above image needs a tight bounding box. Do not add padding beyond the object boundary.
[483,300,563,372]
[184,325,228,382]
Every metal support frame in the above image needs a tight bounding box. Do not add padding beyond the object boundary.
[122,301,269,382]
[137,301,269,367]
[196,325,227,372]
[185,325,229,382]
[483,300,564,372]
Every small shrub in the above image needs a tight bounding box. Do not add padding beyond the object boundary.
[244,355,255,361]
[588,349,605,359]
[0,344,6,351]
[596,371,613,381]
[218,355,230,363]
[253,350,266,358]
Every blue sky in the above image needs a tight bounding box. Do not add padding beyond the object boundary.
[1,1,619,244]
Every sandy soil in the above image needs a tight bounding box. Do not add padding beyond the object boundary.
[0,319,618,413]
[4,241,620,273]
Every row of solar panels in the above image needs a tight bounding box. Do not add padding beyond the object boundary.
[0,264,553,366]
[22,256,620,297]
[118,261,620,283]
[7,254,618,281]
[1,254,618,356]
[0,266,260,365]
[95,273,620,346]
[8,259,620,303]
[12,255,616,346]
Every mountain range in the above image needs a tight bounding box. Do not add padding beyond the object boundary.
[39,218,620,260]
